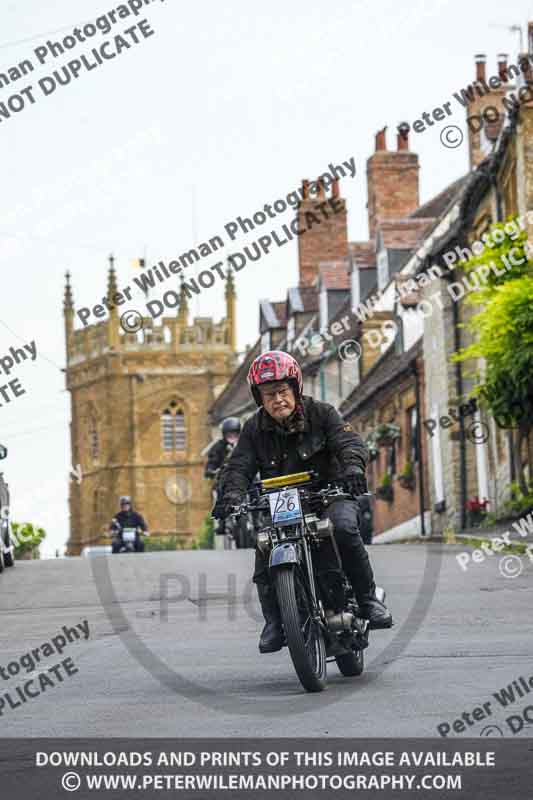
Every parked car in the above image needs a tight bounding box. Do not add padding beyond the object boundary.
[0,445,15,571]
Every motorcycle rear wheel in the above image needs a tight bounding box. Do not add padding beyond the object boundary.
[335,648,364,676]
[274,566,327,693]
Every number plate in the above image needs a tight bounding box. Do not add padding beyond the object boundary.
[122,529,136,543]
[268,488,302,526]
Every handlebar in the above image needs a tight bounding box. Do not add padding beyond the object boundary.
[228,483,356,519]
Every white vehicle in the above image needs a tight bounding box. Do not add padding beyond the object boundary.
[0,446,14,572]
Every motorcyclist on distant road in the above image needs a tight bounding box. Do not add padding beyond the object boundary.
[220,350,392,653]
[204,417,241,479]
[110,496,148,553]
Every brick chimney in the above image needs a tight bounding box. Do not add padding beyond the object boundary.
[297,178,348,287]
[366,127,419,239]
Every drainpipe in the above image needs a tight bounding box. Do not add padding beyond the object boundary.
[452,291,467,529]
[491,171,516,482]
[412,359,427,537]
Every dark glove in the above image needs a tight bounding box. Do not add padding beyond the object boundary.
[344,469,368,497]
[221,493,245,518]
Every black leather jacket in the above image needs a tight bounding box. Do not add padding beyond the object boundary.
[222,396,368,503]
[111,510,147,533]
[204,439,234,478]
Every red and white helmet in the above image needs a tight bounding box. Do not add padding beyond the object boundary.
[248,350,303,407]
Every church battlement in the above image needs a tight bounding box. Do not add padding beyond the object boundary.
[63,256,238,555]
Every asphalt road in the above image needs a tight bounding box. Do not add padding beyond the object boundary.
[1,542,532,737]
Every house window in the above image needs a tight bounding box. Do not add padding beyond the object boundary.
[261,331,270,352]
[408,406,419,462]
[161,406,187,452]
[387,440,397,477]
[377,248,389,289]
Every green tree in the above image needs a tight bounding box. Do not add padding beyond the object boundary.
[11,522,46,559]
[453,219,533,493]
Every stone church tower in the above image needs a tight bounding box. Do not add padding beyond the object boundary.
[64,259,237,555]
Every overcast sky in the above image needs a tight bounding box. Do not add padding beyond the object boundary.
[1,0,532,557]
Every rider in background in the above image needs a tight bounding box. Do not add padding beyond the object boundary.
[204,417,241,479]
[110,496,148,553]
[206,418,241,535]
[221,350,392,653]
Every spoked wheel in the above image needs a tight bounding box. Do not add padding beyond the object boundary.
[274,566,327,692]
[335,648,364,676]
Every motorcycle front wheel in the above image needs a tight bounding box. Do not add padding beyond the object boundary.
[335,648,364,676]
[274,566,327,693]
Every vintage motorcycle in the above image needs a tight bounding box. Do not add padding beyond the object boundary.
[232,471,385,693]
[110,520,149,553]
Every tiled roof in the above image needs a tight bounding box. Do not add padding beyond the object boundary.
[340,339,422,418]
[318,261,351,290]
[378,218,435,250]
[410,174,469,220]
[349,241,376,269]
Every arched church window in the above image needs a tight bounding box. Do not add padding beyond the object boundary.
[161,403,187,452]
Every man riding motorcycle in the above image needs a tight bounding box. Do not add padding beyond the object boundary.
[204,417,241,479]
[110,496,148,553]
[205,417,242,544]
[219,350,392,653]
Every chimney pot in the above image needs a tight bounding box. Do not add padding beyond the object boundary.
[375,126,387,151]
[332,178,340,198]
[397,125,409,151]
[497,53,508,81]
[475,53,486,81]
[302,179,309,199]
[317,177,326,198]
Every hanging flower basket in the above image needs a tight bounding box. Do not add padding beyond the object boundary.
[374,422,401,448]
[376,473,394,502]
[398,461,416,491]
[466,497,489,528]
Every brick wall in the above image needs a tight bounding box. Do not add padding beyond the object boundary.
[297,180,348,287]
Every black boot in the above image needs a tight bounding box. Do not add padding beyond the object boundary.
[256,583,284,653]
[341,540,393,629]
[358,592,393,629]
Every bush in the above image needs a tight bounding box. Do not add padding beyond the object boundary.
[144,534,186,552]
[191,515,215,550]
[11,522,46,559]
[503,482,533,517]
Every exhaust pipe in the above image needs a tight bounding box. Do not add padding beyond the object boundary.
[326,611,354,632]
